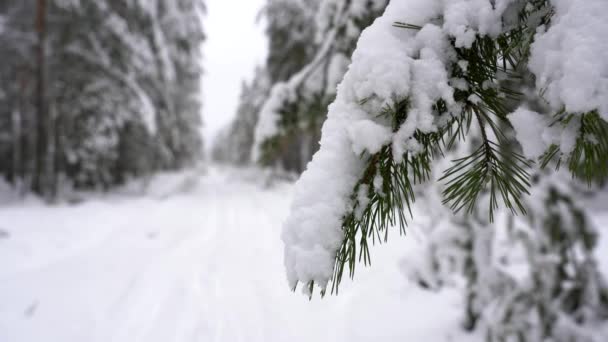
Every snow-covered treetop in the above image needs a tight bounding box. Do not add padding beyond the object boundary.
[282,0,608,296]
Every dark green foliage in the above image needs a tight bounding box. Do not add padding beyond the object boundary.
[258,93,328,171]
[441,140,531,219]
[541,111,608,186]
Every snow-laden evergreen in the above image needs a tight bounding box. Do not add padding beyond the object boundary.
[282,0,608,298]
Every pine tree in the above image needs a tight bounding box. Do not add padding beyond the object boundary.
[281,0,608,339]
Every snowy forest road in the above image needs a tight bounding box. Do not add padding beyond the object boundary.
[5,166,602,342]
[0,168,334,342]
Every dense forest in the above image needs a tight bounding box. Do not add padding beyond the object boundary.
[2,0,608,341]
[0,0,205,198]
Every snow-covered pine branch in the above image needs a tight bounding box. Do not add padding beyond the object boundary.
[283,0,608,296]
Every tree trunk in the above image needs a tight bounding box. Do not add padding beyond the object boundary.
[23,90,36,196]
[16,65,35,196]
[48,103,58,199]
[53,105,62,198]
[11,107,22,188]
[34,0,49,196]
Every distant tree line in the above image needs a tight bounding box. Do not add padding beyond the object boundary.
[0,0,205,198]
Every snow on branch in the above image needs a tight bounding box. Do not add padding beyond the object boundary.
[282,0,608,296]
[528,0,608,121]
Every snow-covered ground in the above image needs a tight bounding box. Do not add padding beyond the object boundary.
[1,166,606,342]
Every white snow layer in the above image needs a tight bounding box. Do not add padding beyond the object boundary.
[509,108,550,159]
[2,167,608,341]
[509,106,582,160]
[0,166,485,342]
[348,120,392,155]
[282,0,608,292]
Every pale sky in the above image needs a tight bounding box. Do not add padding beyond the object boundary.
[202,0,268,148]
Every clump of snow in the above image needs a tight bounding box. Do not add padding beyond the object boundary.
[528,0,608,121]
[347,120,392,155]
[355,184,370,219]
[509,108,550,159]
[282,100,367,291]
[558,116,581,155]
[509,107,582,160]
[443,0,515,48]
[373,172,384,195]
